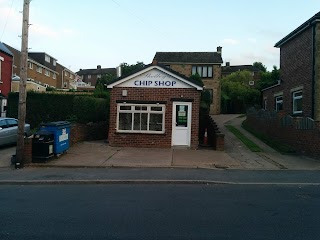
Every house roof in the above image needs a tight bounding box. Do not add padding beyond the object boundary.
[0,42,13,56]
[222,65,261,73]
[153,52,223,64]
[274,11,320,48]
[107,63,203,90]
[77,67,116,76]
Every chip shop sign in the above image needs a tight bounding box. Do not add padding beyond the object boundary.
[117,69,192,89]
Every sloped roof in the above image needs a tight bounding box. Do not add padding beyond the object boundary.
[77,67,116,75]
[275,11,320,48]
[107,63,203,89]
[154,52,223,64]
[222,65,261,73]
[0,42,13,56]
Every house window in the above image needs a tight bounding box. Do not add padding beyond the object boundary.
[36,66,42,73]
[191,66,213,78]
[97,74,101,79]
[88,75,91,79]
[64,71,68,77]
[53,60,56,66]
[293,91,302,114]
[117,104,165,133]
[45,70,50,77]
[70,74,74,80]
[275,96,283,112]
[28,62,33,69]
[45,55,50,63]
[264,99,267,110]
[52,73,56,79]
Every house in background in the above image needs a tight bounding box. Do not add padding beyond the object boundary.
[56,63,77,89]
[0,42,13,97]
[262,11,320,120]
[0,42,13,117]
[76,65,116,87]
[153,47,223,114]
[4,43,76,91]
[221,62,261,86]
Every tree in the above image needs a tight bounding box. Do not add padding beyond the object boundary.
[221,71,261,113]
[253,62,267,72]
[94,73,115,99]
[255,65,280,91]
[121,62,145,76]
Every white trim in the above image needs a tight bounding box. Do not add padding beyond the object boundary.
[273,91,283,97]
[0,56,4,61]
[290,85,304,92]
[292,90,303,114]
[116,103,165,134]
[28,58,59,74]
[107,65,203,90]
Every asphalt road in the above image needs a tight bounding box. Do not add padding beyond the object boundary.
[0,184,319,240]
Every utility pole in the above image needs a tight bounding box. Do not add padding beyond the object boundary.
[16,0,30,167]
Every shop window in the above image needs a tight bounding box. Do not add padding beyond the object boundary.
[293,91,302,114]
[117,104,165,133]
[191,66,213,78]
[275,96,283,112]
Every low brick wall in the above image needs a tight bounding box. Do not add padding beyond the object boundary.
[200,114,225,151]
[246,108,320,159]
[70,122,108,146]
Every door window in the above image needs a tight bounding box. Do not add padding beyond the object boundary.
[176,105,188,127]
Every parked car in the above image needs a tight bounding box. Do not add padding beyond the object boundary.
[0,118,31,146]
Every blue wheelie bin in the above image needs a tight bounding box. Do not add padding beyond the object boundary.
[40,121,71,155]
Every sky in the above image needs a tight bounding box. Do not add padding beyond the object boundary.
[0,0,319,73]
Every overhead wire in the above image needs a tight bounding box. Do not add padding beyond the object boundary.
[0,0,16,41]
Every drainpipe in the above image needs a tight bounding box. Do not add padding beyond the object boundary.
[312,24,316,119]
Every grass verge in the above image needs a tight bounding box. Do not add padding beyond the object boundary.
[242,120,296,154]
[225,125,262,152]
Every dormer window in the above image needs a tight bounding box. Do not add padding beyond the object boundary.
[45,55,50,63]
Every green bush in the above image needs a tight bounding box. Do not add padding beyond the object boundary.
[7,92,109,128]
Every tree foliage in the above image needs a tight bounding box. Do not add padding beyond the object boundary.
[121,62,145,76]
[253,62,267,72]
[221,71,261,113]
[255,65,280,90]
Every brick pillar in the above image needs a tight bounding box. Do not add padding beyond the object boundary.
[215,133,225,151]
[23,137,33,165]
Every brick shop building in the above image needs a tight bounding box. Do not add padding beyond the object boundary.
[107,64,203,148]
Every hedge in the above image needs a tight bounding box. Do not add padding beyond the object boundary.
[7,92,109,128]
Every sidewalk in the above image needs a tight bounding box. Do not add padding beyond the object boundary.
[1,115,320,171]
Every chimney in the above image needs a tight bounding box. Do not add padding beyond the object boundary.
[97,65,101,69]
[226,62,230,67]
[116,65,122,78]
[217,46,222,55]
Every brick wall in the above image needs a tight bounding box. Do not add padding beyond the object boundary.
[246,108,320,159]
[314,22,320,121]
[109,87,201,148]
[263,27,313,117]
[0,52,13,97]
[70,122,108,146]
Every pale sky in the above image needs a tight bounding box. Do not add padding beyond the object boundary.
[0,0,319,73]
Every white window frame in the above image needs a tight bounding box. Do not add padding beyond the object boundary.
[65,71,68,77]
[263,98,267,110]
[53,59,56,66]
[97,74,101,78]
[70,74,73,80]
[275,96,283,112]
[88,74,91,79]
[28,62,33,69]
[117,103,165,134]
[45,55,50,63]
[45,69,50,77]
[293,90,303,114]
[191,65,213,78]
[52,73,56,79]
[36,66,42,73]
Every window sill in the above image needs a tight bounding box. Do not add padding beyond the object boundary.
[115,131,166,135]
[291,112,303,117]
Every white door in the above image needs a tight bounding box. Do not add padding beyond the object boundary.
[172,102,192,146]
